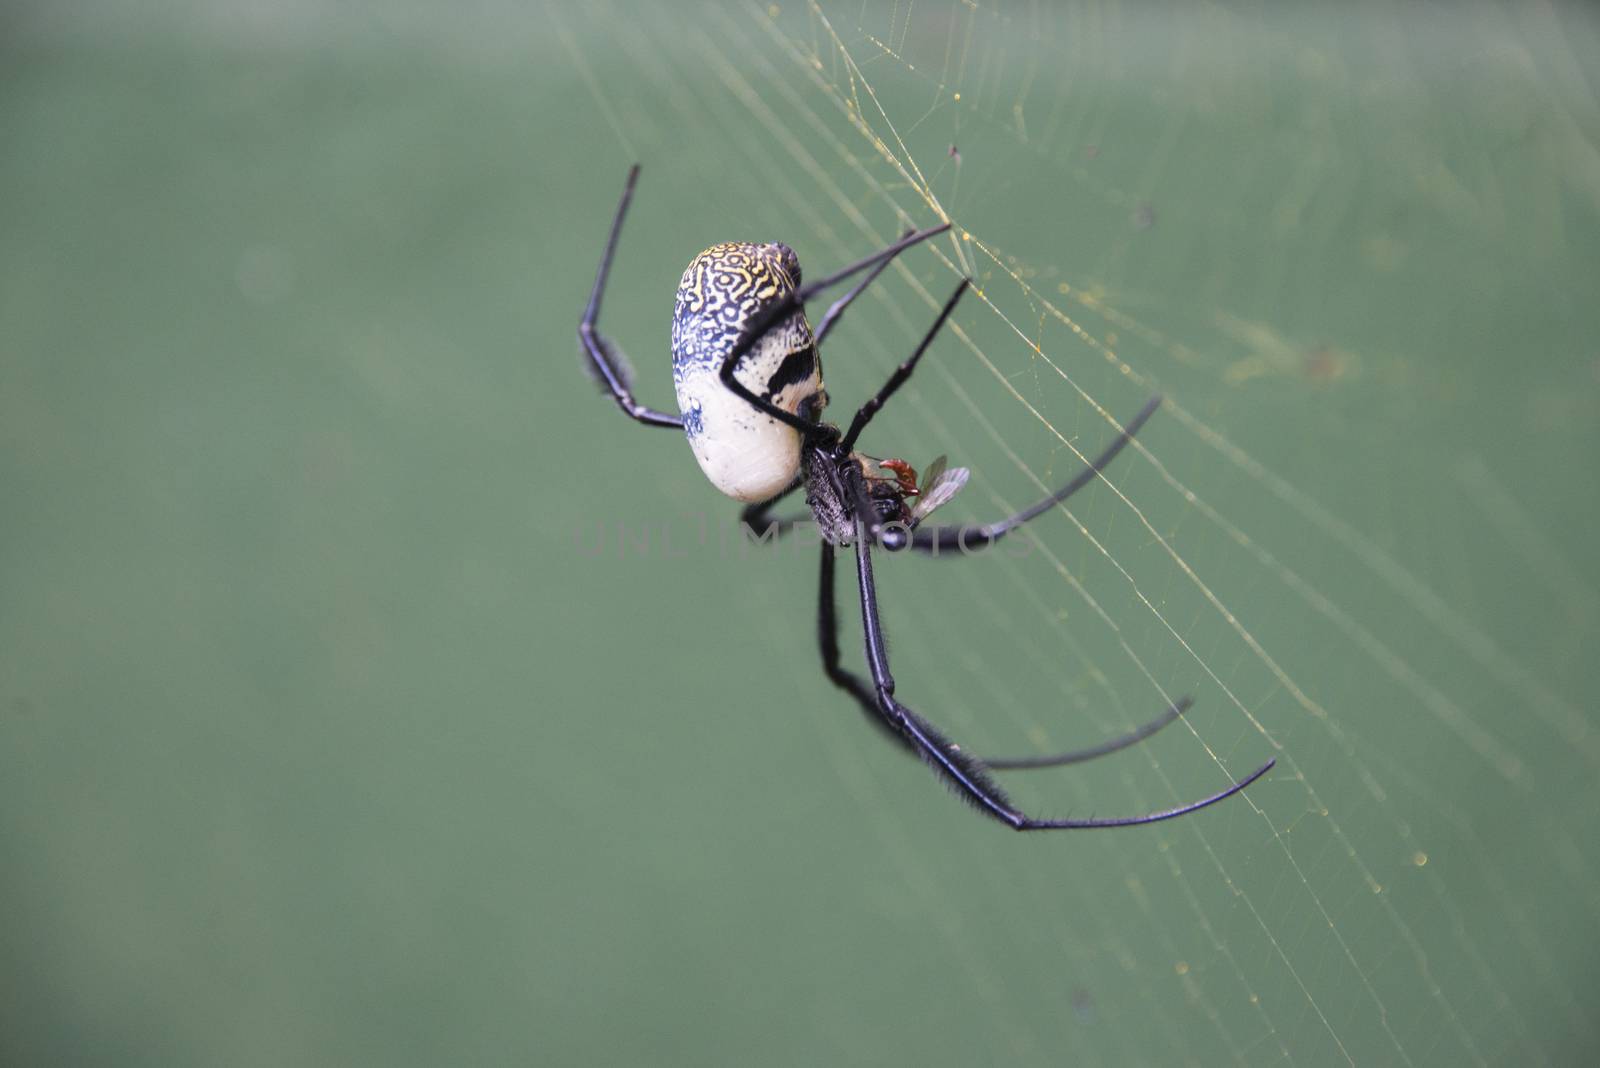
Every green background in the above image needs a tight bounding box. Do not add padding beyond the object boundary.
[4,2,1597,1065]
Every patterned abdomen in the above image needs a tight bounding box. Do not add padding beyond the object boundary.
[671,242,823,502]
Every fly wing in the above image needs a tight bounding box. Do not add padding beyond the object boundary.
[911,459,970,522]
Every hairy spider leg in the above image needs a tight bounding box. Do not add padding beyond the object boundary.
[819,542,1194,770]
[909,393,1164,553]
[716,223,953,437]
[577,165,684,429]
[850,516,1275,830]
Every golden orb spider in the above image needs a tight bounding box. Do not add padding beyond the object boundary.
[578,165,1273,830]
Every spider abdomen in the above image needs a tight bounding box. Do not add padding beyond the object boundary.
[671,242,824,502]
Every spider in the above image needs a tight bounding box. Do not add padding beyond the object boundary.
[578,165,1274,830]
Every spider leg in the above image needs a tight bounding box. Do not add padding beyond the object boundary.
[819,535,1185,768]
[741,508,817,546]
[909,394,1162,554]
[738,480,803,540]
[851,519,1273,829]
[577,165,683,429]
[818,542,916,753]
[812,229,912,347]
[984,697,1190,769]
[718,223,952,435]
[735,457,869,546]
[841,279,970,451]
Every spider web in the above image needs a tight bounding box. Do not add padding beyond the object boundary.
[561,2,1600,1064]
[2,2,1596,1066]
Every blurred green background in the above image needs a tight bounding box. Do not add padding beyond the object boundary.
[3,2,1598,1065]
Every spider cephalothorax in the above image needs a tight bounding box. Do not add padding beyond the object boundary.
[577,165,1273,831]
[802,446,970,548]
